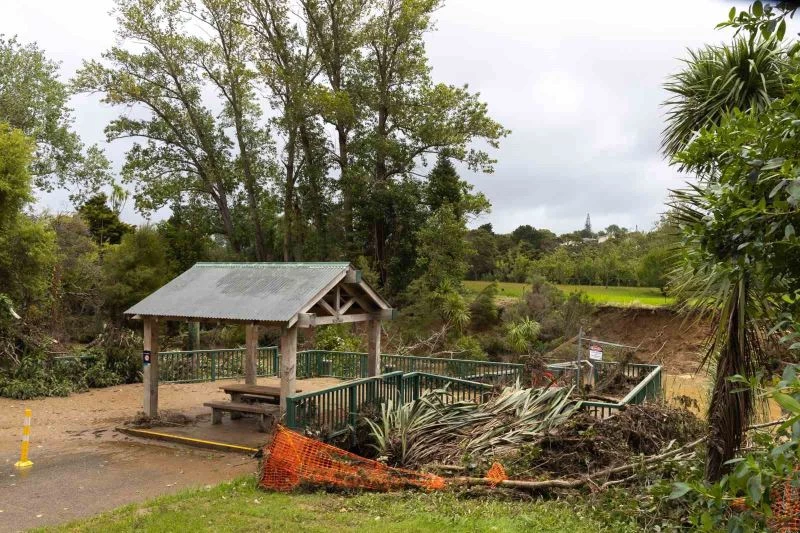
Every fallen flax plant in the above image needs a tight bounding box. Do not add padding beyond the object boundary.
[366,384,578,468]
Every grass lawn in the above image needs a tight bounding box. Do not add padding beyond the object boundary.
[45,476,634,533]
[464,280,674,307]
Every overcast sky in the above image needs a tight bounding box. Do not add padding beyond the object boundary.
[3,0,752,234]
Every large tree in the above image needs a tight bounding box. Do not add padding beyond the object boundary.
[0,35,111,201]
[0,123,57,359]
[664,1,800,481]
[247,0,330,261]
[74,0,276,258]
[355,0,507,284]
[192,0,275,260]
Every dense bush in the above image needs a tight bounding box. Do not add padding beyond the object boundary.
[452,335,487,360]
[315,324,363,352]
[0,355,85,399]
[468,282,500,330]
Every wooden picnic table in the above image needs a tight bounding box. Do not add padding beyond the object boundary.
[220,384,302,405]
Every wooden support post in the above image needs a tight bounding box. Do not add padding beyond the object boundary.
[279,325,298,416]
[368,319,381,376]
[245,323,258,386]
[187,321,200,351]
[188,321,200,375]
[143,318,160,418]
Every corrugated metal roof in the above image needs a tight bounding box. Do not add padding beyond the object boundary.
[125,262,352,322]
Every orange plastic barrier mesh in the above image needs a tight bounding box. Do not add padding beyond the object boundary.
[485,462,507,485]
[767,474,800,533]
[728,470,800,532]
[260,425,446,492]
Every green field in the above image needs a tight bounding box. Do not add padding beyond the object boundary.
[47,477,634,533]
[464,280,674,307]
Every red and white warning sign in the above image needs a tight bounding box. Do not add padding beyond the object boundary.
[588,344,603,361]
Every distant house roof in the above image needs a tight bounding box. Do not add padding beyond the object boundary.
[125,262,391,326]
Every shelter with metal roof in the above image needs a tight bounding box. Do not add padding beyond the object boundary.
[125,262,394,417]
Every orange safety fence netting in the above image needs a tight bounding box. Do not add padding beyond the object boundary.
[485,462,508,485]
[729,469,800,533]
[260,425,446,492]
[768,474,800,533]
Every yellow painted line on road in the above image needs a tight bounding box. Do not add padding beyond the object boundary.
[117,427,260,454]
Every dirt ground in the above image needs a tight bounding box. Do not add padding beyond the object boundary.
[0,376,339,532]
[587,306,709,374]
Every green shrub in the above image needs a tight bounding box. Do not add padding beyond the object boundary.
[452,335,487,360]
[0,355,84,399]
[315,324,363,352]
[469,282,500,330]
[83,358,123,388]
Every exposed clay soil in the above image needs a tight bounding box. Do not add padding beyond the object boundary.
[587,306,709,374]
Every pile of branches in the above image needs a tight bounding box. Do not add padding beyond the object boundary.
[366,384,578,468]
[501,402,704,479]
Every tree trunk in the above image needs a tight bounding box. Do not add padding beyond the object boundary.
[338,124,352,256]
[705,276,755,482]
[299,123,327,258]
[283,128,298,262]
[215,188,241,254]
[373,103,389,285]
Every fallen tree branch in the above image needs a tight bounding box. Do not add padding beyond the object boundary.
[449,417,791,491]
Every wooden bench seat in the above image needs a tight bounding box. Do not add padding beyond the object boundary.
[240,393,279,405]
[203,401,275,432]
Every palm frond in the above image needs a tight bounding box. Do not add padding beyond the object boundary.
[662,36,788,161]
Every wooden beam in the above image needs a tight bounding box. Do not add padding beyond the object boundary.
[245,324,258,386]
[339,297,356,314]
[316,298,337,316]
[339,283,375,313]
[368,319,381,376]
[354,280,391,310]
[344,269,362,284]
[297,313,316,328]
[295,310,394,327]
[335,286,341,311]
[143,318,160,418]
[279,326,298,415]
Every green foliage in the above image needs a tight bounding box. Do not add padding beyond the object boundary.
[78,193,132,246]
[366,384,577,468]
[415,205,473,291]
[0,35,110,199]
[0,124,57,360]
[51,214,104,341]
[314,324,363,352]
[506,317,542,354]
[0,355,80,399]
[101,226,172,320]
[452,335,487,360]
[670,366,800,531]
[0,122,33,224]
[665,3,800,481]
[662,33,789,160]
[468,282,500,330]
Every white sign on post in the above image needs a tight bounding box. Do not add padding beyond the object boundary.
[588,344,603,361]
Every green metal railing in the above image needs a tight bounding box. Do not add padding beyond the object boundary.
[580,364,662,419]
[285,371,493,437]
[383,354,523,384]
[160,346,279,383]
[158,348,524,384]
[300,350,368,379]
[290,350,525,384]
[155,346,661,431]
